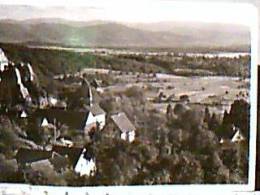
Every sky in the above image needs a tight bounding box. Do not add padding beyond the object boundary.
[0,0,257,26]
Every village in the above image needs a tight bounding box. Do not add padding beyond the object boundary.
[0,47,140,176]
[0,46,250,185]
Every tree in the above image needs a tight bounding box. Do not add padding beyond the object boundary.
[166,104,173,120]
[0,154,23,183]
[229,99,249,140]
[0,116,19,155]
[208,113,220,132]
[203,107,211,124]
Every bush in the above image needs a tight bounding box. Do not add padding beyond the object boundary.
[124,86,144,99]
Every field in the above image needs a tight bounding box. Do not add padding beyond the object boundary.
[80,68,249,115]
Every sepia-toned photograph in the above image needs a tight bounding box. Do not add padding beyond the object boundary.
[0,1,257,191]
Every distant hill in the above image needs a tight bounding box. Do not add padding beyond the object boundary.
[0,19,250,50]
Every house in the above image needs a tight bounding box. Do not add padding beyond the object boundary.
[219,127,246,151]
[16,148,67,174]
[30,159,55,173]
[16,148,53,166]
[231,129,245,143]
[35,105,106,136]
[54,100,67,109]
[86,104,106,130]
[16,147,68,173]
[219,138,234,150]
[48,96,59,106]
[16,146,96,176]
[20,110,28,118]
[74,148,96,176]
[110,112,136,142]
[52,145,96,176]
[58,137,74,147]
[39,96,49,108]
[41,117,50,127]
[35,108,91,132]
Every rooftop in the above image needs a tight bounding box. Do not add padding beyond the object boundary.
[52,145,83,168]
[16,148,52,164]
[111,112,136,133]
[86,104,106,116]
[35,108,90,130]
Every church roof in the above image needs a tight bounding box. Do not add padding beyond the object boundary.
[85,104,106,116]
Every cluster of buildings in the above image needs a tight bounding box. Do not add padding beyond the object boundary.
[34,81,136,143]
[16,146,96,177]
[0,48,137,177]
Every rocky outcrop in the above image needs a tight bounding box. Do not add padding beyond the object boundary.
[0,49,39,107]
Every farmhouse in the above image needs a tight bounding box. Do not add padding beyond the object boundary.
[16,148,53,166]
[52,145,96,176]
[35,102,106,135]
[86,104,106,130]
[231,129,245,143]
[74,148,96,176]
[35,108,95,133]
[109,112,136,142]
[16,146,96,176]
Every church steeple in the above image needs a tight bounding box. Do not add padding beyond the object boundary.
[89,84,93,107]
[81,79,93,107]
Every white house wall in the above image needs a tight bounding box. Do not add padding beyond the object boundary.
[74,152,96,176]
[129,130,135,142]
[85,112,96,126]
[231,130,245,143]
[120,130,135,142]
[85,112,106,130]
[41,118,49,127]
[94,114,106,129]
[121,132,127,140]
[48,97,58,106]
